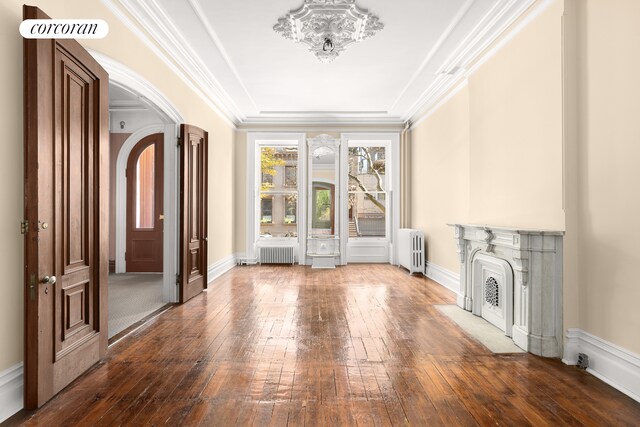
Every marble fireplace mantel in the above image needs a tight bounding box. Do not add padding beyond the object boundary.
[448,223,564,357]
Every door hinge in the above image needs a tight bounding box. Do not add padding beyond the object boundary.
[176,274,180,285]
[21,220,28,234]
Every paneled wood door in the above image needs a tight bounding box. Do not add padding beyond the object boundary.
[126,133,164,272]
[178,125,208,303]
[23,6,109,408]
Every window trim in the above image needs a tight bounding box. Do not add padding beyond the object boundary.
[340,133,400,265]
[246,132,306,263]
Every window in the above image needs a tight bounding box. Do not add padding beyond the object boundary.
[348,146,386,238]
[262,172,273,186]
[259,146,298,238]
[136,144,155,229]
[260,197,273,224]
[284,195,297,224]
[284,165,297,187]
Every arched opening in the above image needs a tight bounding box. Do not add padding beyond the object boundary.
[92,51,184,340]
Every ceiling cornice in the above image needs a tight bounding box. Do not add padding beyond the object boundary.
[102,0,542,128]
[405,0,536,123]
[100,0,241,128]
[117,0,246,121]
[409,0,556,127]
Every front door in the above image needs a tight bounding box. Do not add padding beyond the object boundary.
[126,133,164,272]
[178,124,208,303]
[23,6,109,408]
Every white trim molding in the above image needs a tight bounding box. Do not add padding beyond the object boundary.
[104,0,243,125]
[207,254,238,284]
[563,329,640,403]
[115,124,180,303]
[409,0,556,126]
[246,132,307,264]
[89,50,184,124]
[0,363,23,423]
[425,261,461,296]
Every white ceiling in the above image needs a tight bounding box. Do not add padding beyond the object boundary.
[111,0,535,125]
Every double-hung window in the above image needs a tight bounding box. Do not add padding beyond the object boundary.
[348,145,387,238]
[258,146,298,238]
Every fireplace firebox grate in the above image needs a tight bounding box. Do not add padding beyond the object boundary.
[485,277,499,307]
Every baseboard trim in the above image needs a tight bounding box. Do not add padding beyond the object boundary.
[563,328,640,403]
[0,363,23,423]
[207,253,238,284]
[424,261,460,296]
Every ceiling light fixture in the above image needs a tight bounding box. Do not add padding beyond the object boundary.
[274,0,384,63]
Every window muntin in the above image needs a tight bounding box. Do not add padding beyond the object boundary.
[259,146,298,238]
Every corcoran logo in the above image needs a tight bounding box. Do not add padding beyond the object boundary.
[20,19,109,39]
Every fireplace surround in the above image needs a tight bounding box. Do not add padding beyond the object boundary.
[450,224,564,357]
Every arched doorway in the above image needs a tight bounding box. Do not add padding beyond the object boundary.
[126,133,164,272]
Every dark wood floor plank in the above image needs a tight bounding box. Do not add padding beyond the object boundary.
[15,265,640,426]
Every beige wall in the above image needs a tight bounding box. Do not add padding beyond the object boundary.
[575,0,640,354]
[411,0,565,271]
[0,0,235,372]
[468,0,564,230]
[410,87,470,272]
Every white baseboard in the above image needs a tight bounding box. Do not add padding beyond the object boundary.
[207,253,238,284]
[425,261,460,296]
[563,328,640,403]
[0,363,23,423]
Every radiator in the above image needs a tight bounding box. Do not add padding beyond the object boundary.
[397,228,425,274]
[259,246,296,265]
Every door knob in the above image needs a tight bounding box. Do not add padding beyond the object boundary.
[42,275,56,285]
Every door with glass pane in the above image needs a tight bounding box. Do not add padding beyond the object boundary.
[347,144,389,262]
[126,133,164,272]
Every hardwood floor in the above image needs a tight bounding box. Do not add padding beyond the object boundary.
[12,265,640,426]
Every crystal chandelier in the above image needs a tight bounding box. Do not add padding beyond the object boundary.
[273,0,384,63]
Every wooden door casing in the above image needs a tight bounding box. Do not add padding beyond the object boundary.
[179,124,208,303]
[126,133,164,272]
[23,6,108,409]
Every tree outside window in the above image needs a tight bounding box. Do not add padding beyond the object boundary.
[348,146,386,238]
[259,146,298,238]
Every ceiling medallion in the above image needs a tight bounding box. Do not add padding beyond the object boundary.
[273,0,384,63]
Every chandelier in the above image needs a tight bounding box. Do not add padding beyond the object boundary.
[273,0,384,63]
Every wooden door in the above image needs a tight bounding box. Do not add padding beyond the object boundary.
[126,133,164,272]
[23,6,108,408]
[178,124,208,303]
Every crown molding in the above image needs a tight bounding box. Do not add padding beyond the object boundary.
[390,0,476,112]
[102,0,547,128]
[187,0,259,111]
[90,49,184,124]
[405,0,538,123]
[100,0,240,128]
[242,112,404,126]
[410,79,469,130]
[116,0,245,121]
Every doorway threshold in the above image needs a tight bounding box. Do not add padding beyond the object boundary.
[108,303,175,347]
